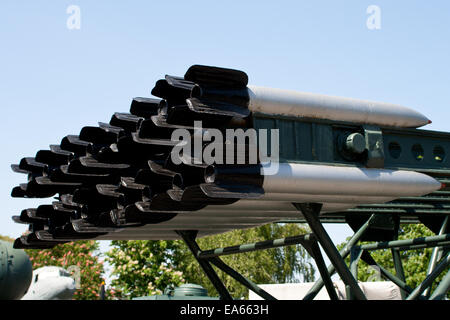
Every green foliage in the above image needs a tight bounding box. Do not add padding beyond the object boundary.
[339,223,449,297]
[105,240,185,299]
[106,223,315,299]
[25,240,111,300]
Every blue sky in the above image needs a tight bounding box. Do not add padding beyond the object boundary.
[1,1,449,250]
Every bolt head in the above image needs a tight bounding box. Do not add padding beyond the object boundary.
[345,133,366,154]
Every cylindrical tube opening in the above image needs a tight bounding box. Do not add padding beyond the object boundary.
[204,164,263,186]
[204,165,217,183]
[191,84,203,99]
[157,99,168,116]
[172,173,184,189]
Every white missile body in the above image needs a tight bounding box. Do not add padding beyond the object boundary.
[95,163,441,241]
[261,163,441,197]
[247,85,430,128]
[260,193,397,204]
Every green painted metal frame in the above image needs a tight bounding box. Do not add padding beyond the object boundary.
[347,216,450,300]
[391,248,407,299]
[207,257,277,300]
[424,216,448,297]
[359,250,414,294]
[294,203,367,300]
[178,209,449,300]
[177,221,343,300]
[197,234,314,259]
[173,114,450,300]
[406,253,450,300]
[430,268,450,300]
[302,213,377,300]
[176,207,374,300]
[182,106,450,302]
[253,114,450,171]
[177,230,233,300]
[358,234,450,251]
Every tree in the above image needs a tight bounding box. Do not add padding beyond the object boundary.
[339,223,449,298]
[107,223,315,299]
[105,240,185,299]
[25,240,113,300]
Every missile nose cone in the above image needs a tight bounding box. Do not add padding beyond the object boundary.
[441,183,446,189]
[428,120,433,124]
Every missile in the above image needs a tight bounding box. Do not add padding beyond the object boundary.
[258,193,397,204]
[260,163,442,197]
[246,85,430,128]
[186,65,431,128]
[204,163,441,198]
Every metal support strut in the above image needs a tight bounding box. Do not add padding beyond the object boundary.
[304,239,339,300]
[177,230,233,300]
[294,203,367,300]
[178,214,449,300]
[177,229,277,300]
[406,252,450,300]
[303,214,376,300]
[178,227,343,300]
[424,216,448,297]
